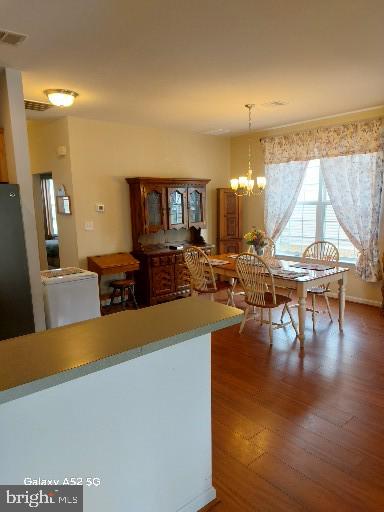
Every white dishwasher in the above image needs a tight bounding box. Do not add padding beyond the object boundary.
[41,267,101,328]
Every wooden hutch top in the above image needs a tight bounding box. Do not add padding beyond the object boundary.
[126,176,211,252]
[126,177,210,185]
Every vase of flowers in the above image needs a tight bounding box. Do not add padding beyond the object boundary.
[244,228,267,255]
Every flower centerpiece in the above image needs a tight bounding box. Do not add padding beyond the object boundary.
[244,228,267,255]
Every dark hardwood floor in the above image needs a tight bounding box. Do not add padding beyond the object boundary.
[208,295,384,511]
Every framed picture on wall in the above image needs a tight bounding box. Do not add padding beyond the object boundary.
[57,195,71,215]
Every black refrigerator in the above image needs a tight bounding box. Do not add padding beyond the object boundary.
[0,184,35,340]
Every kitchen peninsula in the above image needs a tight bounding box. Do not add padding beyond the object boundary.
[0,298,242,512]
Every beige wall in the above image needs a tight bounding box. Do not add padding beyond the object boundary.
[28,118,79,268]
[27,107,383,304]
[231,107,384,305]
[67,117,230,266]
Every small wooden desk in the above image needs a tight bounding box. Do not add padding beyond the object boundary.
[87,252,140,285]
[209,254,349,347]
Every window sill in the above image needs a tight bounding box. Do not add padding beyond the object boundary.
[275,254,356,269]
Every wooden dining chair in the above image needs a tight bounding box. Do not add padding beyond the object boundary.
[303,241,339,327]
[184,246,235,306]
[282,241,339,329]
[232,236,277,303]
[236,253,298,345]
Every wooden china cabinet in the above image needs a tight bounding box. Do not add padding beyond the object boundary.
[216,188,243,254]
[126,177,211,306]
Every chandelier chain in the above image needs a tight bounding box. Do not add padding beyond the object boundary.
[229,103,265,197]
[248,104,252,172]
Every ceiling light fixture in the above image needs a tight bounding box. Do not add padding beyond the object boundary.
[230,104,266,197]
[44,89,79,107]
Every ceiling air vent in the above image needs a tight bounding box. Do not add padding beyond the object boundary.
[262,100,289,108]
[0,29,28,46]
[24,100,53,112]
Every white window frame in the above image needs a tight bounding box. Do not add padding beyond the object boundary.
[275,160,356,266]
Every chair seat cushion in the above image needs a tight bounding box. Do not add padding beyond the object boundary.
[111,278,135,288]
[246,291,291,308]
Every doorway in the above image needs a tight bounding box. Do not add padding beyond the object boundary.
[40,173,60,268]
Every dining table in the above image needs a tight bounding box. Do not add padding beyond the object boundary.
[208,253,349,346]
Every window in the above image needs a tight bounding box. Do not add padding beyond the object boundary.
[41,175,58,238]
[276,159,358,263]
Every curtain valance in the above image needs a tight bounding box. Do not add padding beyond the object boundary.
[261,118,384,164]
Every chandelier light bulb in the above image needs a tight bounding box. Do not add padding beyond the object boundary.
[256,176,266,190]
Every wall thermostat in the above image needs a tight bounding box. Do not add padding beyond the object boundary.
[96,203,105,213]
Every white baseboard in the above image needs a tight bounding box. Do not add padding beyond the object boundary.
[327,292,381,308]
[176,486,216,512]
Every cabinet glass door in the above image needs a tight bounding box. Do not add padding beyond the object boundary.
[188,187,206,228]
[168,188,188,229]
[145,186,166,232]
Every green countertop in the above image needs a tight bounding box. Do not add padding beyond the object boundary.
[0,297,243,404]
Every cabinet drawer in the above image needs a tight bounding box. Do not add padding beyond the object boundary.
[151,265,174,296]
[151,254,175,266]
[175,263,190,290]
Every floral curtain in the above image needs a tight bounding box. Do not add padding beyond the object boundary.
[262,118,383,164]
[321,153,383,281]
[261,118,384,282]
[264,161,307,241]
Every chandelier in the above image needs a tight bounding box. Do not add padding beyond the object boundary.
[230,104,266,196]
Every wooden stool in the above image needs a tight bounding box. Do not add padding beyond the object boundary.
[109,278,138,309]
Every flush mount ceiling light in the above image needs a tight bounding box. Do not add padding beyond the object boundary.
[44,89,79,107]
[230,104,266,197]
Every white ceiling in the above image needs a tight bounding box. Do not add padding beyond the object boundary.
[0,0,383,134]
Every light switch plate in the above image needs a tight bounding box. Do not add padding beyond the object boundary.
[57,145,67,157]
[84,221,94,231]
[96,203,105,213]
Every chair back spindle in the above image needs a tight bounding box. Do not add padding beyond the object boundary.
[236,253,276,307]
[184,246,217,293]
[264,237,276,258]
[302,241,339,294]
[247,237,276,259]
[302,241,339,263]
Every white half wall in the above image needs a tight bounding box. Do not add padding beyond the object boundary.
[0,334,215,512]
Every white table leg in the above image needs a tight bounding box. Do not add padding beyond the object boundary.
[297,284,307,348]
[338,275,346,331]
